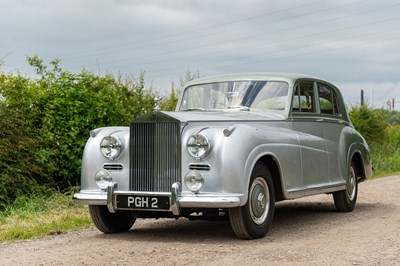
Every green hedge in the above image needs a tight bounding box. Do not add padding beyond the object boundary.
[349,105,400,176]
[0,56,156,207]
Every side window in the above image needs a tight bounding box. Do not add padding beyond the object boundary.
[292,82,315,113]
[317,83,340,116]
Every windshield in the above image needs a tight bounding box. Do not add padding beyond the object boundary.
[179,81,289,111]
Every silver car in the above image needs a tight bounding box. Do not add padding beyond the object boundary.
[74,73,373,239]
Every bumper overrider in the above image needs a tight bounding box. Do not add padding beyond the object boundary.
[73,182,242,216]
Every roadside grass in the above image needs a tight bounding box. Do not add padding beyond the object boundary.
[370,126,400,178]
[0,189,92,243]
[370,144,400,178]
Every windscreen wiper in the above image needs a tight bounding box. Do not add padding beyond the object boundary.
[227,106,250,111]
[181,108,206,111]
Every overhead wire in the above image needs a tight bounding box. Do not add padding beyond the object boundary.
[57,0,374,60]
[6,0,399,87]
[74,0,400,73]
[143,32,400,80]
[49,0,334,59]
[106,12,400,70]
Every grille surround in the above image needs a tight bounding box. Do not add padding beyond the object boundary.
[130,112,181,192]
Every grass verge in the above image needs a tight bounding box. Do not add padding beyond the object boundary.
[370,140,400,178]
[0,189,92,243]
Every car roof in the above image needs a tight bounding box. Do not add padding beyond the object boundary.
[179,72,350,122]
[184,72,322,87]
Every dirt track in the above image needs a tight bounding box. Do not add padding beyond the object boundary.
[1,175,399,266]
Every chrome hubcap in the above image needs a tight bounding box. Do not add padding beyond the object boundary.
[347,167,356,201]
[250,177,270,225]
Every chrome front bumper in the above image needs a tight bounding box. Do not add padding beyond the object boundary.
[73,182,242,216]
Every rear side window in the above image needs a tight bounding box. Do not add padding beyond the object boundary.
[292,82,315,113]
[318,83,340,116]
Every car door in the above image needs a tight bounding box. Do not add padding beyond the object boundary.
[291,81,330,192]
[317,82,346,185]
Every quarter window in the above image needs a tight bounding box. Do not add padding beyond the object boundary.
[318,83,340,116]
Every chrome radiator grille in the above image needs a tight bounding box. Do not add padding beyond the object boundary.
[130,120,181,192]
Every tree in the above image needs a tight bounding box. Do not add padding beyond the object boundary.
[180,69,201,89]
[161,69,201,111]
[161,82,178,111]
[349,105,387,144]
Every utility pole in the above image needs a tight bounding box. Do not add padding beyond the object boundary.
[387,98,395,111]
[371,88,373,108]
[360,89,364,106]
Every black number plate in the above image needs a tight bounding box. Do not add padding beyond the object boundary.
[116,195,170,210]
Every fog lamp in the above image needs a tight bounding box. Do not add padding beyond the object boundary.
[95,169,113,190]
[184,171,204,193]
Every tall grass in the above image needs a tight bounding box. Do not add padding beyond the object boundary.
[370,125,400,177]
[0,189,92,242]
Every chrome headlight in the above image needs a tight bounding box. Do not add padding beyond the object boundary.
[187,134,211,159]
[100,135,122,160]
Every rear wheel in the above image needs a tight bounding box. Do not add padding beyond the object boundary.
[229,162,275,239]
[89,205,136,233]
[333,162,358,212]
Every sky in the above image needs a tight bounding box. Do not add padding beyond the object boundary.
[1,0,400,109]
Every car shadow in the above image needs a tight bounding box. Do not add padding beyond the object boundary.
[91,198,390,243]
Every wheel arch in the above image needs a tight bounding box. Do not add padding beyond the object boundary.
[351,151,366,181]
[257,155,285,202]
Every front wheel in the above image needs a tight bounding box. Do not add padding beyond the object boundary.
[229,162,275,239]
[333,163,358,212]
[89,205,136,233]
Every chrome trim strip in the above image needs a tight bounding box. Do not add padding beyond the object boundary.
[178,196,241,208]
[287,183,346,196]
[73,193,107,205]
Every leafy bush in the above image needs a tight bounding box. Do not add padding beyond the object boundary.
[349,105,387,144]
[0,107,45,208]
[0,55,156,206]
[385,125,400,146]
[349,105,400,176]
[370,125,400,177]
[381,109,400,125]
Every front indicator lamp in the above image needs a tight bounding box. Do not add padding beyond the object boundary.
[184,171,204,193]
[95,169,113,190]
